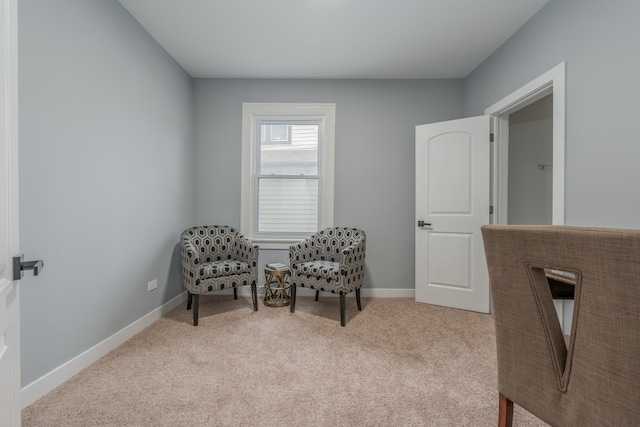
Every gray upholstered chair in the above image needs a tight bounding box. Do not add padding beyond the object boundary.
[481,225,640,427]
[180,225,259,326]
[289,227,366,326]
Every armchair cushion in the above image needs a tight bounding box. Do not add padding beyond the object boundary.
[294,260,340,282]
[199,260,253,280]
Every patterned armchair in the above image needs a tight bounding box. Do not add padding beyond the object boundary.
[289,227,366,326]
[181,225,259,326]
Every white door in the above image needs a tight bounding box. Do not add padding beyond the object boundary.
[0,0,21,424]
[415,116,490,313]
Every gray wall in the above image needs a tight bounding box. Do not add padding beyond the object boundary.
[25,0,640,392]
[508,94,553,225]
[464,0,640,228]
[193,79,464,288]
[19,0,195,386]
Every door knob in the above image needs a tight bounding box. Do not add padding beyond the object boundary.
[417,220,432,227]
[13,254,44,281]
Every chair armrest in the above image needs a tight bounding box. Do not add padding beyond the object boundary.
[233,237,259,268]
[338,236,366,287]
[181,238,201,272]
[341,235,366,260]
[289,234,320,268]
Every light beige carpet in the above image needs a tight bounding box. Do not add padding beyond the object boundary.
[22,297,547,426]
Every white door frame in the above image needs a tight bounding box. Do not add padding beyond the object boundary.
[484,62,566,226]
[1,0,21,424]
[484,62,569,330]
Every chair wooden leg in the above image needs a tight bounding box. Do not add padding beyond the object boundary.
[356,288,362,311]
[187,291,193,310]
[234,287,238,300]
[251,282,258,311]
[340,293,346,326]
[290,285,296,313]
[498,392,514,427]
[315,290,319,301]
[192,294,199,326]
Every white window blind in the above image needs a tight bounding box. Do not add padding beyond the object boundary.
[257,178,319,233]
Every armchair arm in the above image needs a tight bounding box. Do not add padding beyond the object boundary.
[233,236,259,268]
[341,237,365,257]
[289,234,321,268]
[340,234,366,259]
[338,234,366,288]
[180,237,201,273]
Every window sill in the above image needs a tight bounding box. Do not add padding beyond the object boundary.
[251,237,303,250]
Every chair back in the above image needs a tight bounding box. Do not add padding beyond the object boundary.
[309,227,366,261]
[181,225,239,260]
[481,225,640,426]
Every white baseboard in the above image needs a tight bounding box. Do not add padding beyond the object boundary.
[20,292,187,409]
[235,286,415,298]
[360,288,415,298]
[287,287,415,298]
[21,287,414,408]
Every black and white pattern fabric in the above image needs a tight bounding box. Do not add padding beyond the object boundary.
[180,225,259,325]
[289,227,366,296]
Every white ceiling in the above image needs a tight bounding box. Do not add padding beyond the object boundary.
[118,0,549,79]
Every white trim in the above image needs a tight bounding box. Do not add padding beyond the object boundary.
[3,0,21,422]
[241,103,335,250]
[233,286,415,298]
[290,287,415,298]
[21,293,187,408]
[490,115,510,225]
[553,300,564,332]
[485,62,566,225]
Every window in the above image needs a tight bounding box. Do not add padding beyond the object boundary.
[241,103,335,249]
[261,124,290,144]
[256,119,320,234]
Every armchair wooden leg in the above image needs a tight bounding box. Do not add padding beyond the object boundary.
[315,290,319,301]
[251,282,258,311]
[498,392,513,427]
[233,287,238,300]
[340,293,346,326]
[187,291,193,310]
[290,284,296,313]
[192,294,199,326]
[356,288,362,311]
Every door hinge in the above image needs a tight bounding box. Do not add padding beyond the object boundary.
[490,205,494,215]
[490,133,494,142]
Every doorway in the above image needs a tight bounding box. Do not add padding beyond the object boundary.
[485,62,572,330]
[485,62,565,226]
[507,94,553,225]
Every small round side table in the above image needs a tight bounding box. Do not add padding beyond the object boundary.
[264,266,291,307]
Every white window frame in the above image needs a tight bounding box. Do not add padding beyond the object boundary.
[241,103,335,249]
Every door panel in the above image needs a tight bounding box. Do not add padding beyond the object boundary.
[428,135,471,213]
[415,116,490,313]
[429,232,471,289]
